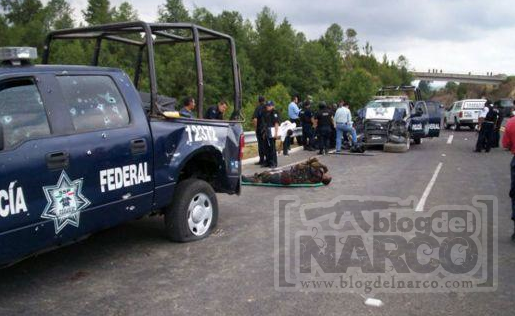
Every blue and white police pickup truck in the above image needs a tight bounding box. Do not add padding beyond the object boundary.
[0,22,244,267]
[355,86,441,152]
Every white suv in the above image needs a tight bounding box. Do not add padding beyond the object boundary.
[444,99,485,130]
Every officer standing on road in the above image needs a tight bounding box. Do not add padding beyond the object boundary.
[263,101,280,168]
[314,101,334,155]
[205,100,228,120]
[252,96,267,166]
[502,103,515,242]
[475,100,498,153]
[287,95,302,149]
[179,97,196,118]
[299,100,315,151]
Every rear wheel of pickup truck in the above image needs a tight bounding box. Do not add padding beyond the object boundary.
[165,179,218,242]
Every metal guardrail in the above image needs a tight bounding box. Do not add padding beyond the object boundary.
[244,127,303,144]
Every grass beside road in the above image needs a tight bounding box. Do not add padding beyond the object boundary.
[243,142,300,160]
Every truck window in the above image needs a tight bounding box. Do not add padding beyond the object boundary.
[415,102,427,114]
[57,76,130,132]
[0,78,50,150]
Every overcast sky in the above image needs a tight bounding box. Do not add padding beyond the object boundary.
[61,0,514,76]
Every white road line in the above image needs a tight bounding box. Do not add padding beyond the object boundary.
[447,134,454,144]
[415,162,443,212]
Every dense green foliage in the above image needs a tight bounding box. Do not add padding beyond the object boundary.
[0,0,412,129]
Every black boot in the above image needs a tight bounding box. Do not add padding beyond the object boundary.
[512,221,515,242]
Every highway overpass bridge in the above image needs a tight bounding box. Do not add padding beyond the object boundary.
[412,71,507,85]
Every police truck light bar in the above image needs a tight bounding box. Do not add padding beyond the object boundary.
[0,47,37,66]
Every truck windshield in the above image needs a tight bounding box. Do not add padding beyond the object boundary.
[366,101,409,110]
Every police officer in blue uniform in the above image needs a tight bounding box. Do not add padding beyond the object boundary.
[252,96,267,166]
[263,101,280,168]
[314,101,334,155]
[475,100,498,153]
[205,100,228,120]
[299,100,315,151]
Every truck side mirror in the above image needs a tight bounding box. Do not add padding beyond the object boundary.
[0,122,4,151]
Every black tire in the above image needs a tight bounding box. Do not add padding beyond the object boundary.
[469,124,476,130]
[384,134,410,153]
[164,178,218,242]
[384,142,409,153]
[444,118,450,130]
[455,119,461,131]
[413,137,422,145]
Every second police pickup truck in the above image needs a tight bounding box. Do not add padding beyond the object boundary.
[0,22,244,267]
[355,86,442,152]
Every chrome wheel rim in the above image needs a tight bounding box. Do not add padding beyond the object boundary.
[187,193,213,236]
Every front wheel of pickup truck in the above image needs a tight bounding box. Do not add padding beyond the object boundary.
[384,134,410,153]
[165,179,218,242]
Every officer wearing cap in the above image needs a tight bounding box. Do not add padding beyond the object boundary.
[263,101,280,168]
[314,101,334,155]
[205,100,228,120]
[252,96,267,166]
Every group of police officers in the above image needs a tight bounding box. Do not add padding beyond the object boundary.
[251,95,357,168]
[177,94,356,169]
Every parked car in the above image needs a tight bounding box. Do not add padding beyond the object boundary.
[444,99,486,130]
[494,98,514,118]
[0,22,244,267]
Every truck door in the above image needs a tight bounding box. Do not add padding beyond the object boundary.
[425,101,442,137]
[50,73,154,237]
[0,75,68,263]
[410,101,429,138]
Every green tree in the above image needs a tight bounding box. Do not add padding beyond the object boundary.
[82,0,112,25]
[113,2,138,22]
[1,0,47,48]
[338,68,378,110]
[45,0,74,29]
[1,0,43,25]
[264,83,290,119]
[457,84,467,100]
[322,23,344,50]
[342,28,358,56]
[158,0,189,22]
[0,13,9,43]
[418,80,432,99]
[445,81,458,92]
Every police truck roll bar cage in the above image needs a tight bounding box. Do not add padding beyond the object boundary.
[376,85,422,101]
[41,21,242,119]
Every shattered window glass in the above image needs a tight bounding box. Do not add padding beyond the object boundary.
[0,78,50,150]
[57,76,130,132]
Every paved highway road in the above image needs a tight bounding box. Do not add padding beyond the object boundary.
[0,130,513,315]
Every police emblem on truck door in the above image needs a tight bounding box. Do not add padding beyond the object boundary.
[41,171,91,234]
